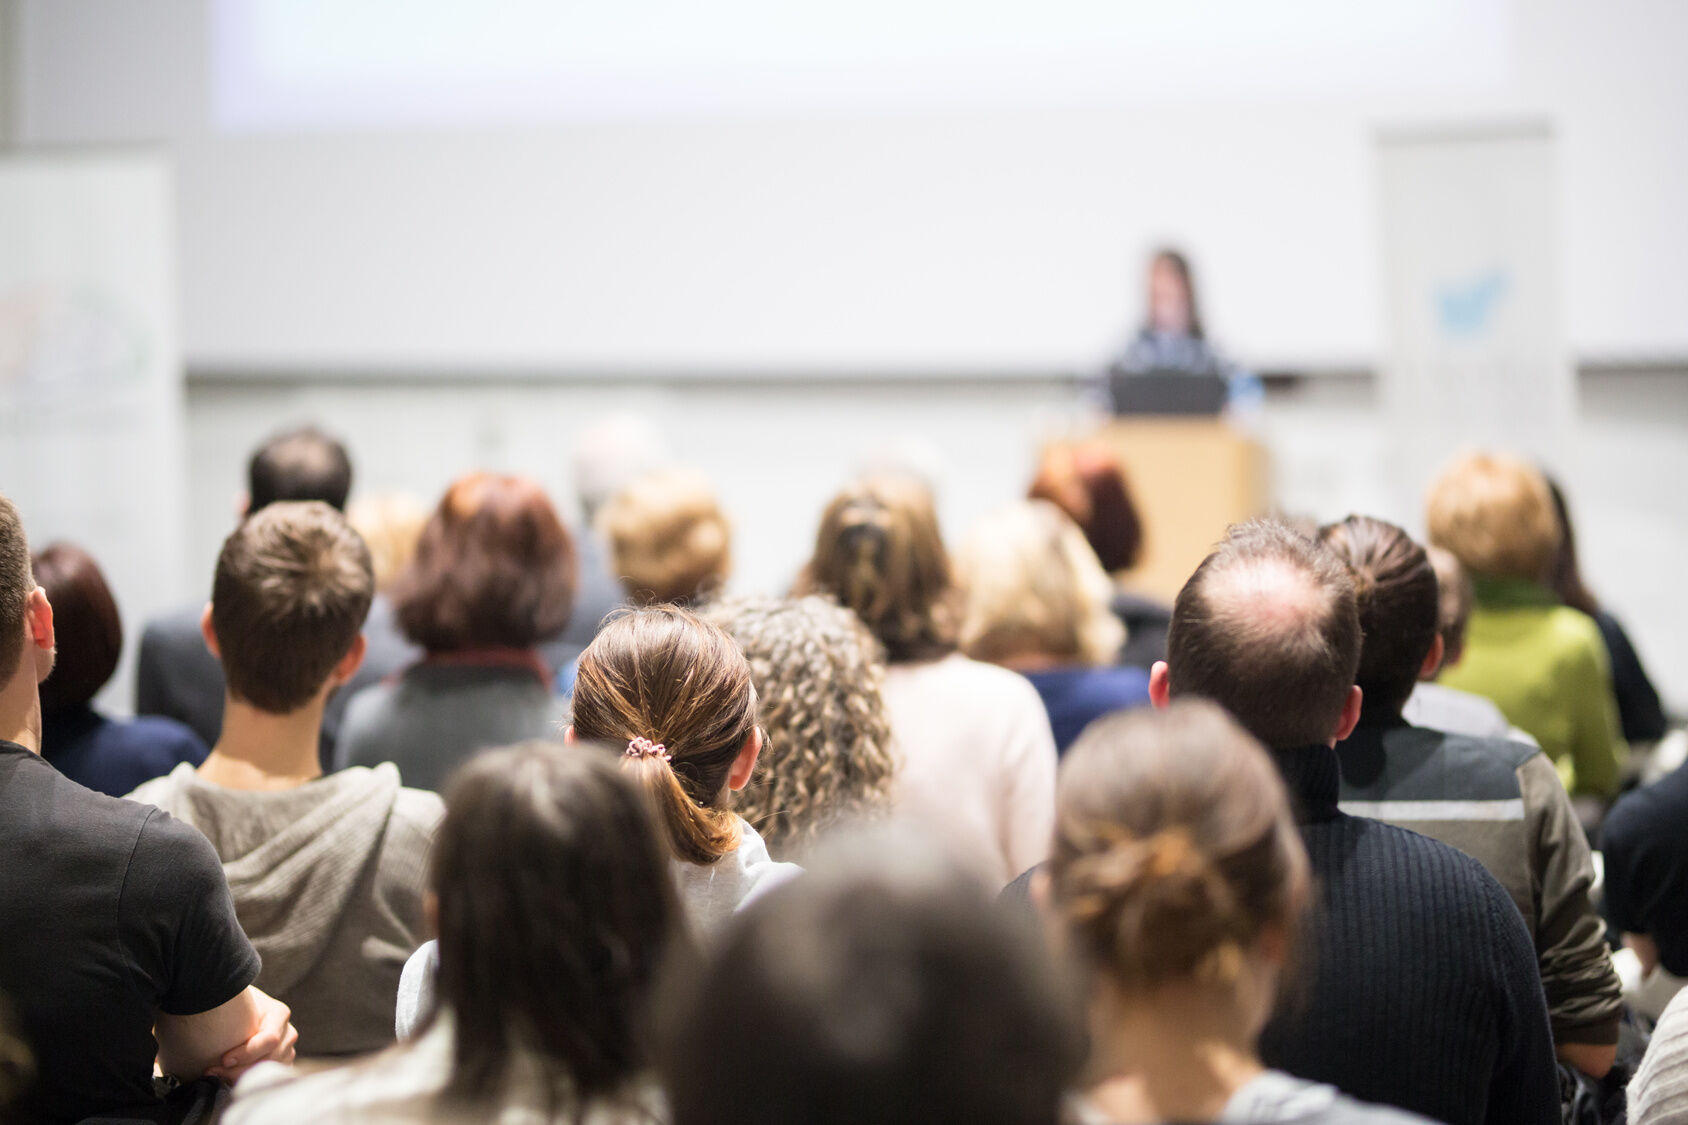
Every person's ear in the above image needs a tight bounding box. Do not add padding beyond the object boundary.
[330,634,367,687]
[1417,634,1446,682]
[727,726,762,792]
[562,725,577,745]
[26,588,55,683]
[236,492,250,520]
[1148,661,1172,709]
[1332,685,1363,744]
[422,891,439,940]
[199,604,221,660]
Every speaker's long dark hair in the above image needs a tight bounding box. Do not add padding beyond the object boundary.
[431,741,681,1119]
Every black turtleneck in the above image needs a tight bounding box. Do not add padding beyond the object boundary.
[1258,745,1559,1125]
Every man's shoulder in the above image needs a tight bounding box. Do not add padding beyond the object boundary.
[1331,812,1517,901]
[390,785,446,835]
[1605,765,1688,848]
[1396,723,1542,776]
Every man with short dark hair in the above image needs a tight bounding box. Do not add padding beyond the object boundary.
[1149,519,1559,1125]
[131,503,441,1058]
[0,492,297,1123]
[136,425,418,756]
[1320,515,1622,1080]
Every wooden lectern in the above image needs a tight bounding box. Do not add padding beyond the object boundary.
[1091,419,1270,603]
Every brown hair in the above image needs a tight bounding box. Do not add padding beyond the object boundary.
[432,741,681,1116]
[211,501,375,714]
[0,496,32,684]
[247,425,353,512]
[31,544,122,714]
[1028,443,1145,573]
[796,475,958,664]
[1051,700,1308,993]
[705,595,896,858]
[1148,248,1205,340]
[598,468,731,606]
[1425,452,1560,583]
[1545,476,1600,617]
[1426,546,1474,665]
[957,500,1124,667]
[1317,516,1439,719]
[391,473,577,652]
[572,606,757,865]
[661,844,1082,1125]
[1167,520,1361,749]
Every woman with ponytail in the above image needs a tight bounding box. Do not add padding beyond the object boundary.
[796,475,1057,888]
[565,606,801,934]
[1052,701,1431,1125]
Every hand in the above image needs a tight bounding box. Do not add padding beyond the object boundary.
[204,987,297,1083]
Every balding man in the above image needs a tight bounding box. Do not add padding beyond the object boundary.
[1149,520,1558,1125]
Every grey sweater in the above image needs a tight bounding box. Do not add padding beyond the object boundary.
[129,762,441,1057]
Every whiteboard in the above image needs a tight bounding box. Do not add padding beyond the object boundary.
[0,151,188,713]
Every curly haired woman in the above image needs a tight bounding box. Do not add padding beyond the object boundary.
[706,595,897,861]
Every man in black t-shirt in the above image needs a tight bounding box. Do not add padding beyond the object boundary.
[0,493,298,1123]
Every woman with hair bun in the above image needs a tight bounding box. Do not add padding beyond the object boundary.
[1052,701,1433,1125]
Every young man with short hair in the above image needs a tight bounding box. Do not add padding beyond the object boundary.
[0,493,295,1124]
[132,501,442,1058]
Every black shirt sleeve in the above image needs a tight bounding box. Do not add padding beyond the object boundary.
[119,808,261,1016]
[1603,781,1688,977]
[1596,611,1668,744]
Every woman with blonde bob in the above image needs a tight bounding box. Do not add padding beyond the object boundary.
[957,501,1150,753]
[598,468,731,606]
[1053,701,1432,1125]
[705,595,897,861]
[796,475,1057,887]
[1425,452,1625,799]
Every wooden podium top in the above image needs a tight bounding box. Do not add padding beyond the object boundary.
[1089,418,1269,603]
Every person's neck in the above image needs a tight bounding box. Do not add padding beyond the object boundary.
[0,671,43,754]
[199,693,328,791]
[1085,994,1264,1125]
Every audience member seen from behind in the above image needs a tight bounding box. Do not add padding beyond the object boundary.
[796,475,1057,887]
[957,501,1149,754]
[1152,519,1559,1125]
[1427,453,1626,800]
[1599,726,1688,1018]
[1546,474,1668,746]
[129,502,442,1058]
[224,742,676,1125]
[1320,515,1622,1079]
[31,543,207,796]
[705,595,897,862]
[662,840,1081,1125]
[568,606,801,934]
[336,473,576,791]
[138,425,352,748]
[1401,546,1520,740]
[393,609,794,1037]
[0,493,296,1124]
[1053,701,1433,1124]
[1028,442,1169,667]
[598,467,731,607]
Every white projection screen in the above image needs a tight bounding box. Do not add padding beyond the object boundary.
[23,1,1688,373]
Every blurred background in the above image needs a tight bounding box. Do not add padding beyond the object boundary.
[1,0,1685,710]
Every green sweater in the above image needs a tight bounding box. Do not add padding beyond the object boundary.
[1439,576,1626,797]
